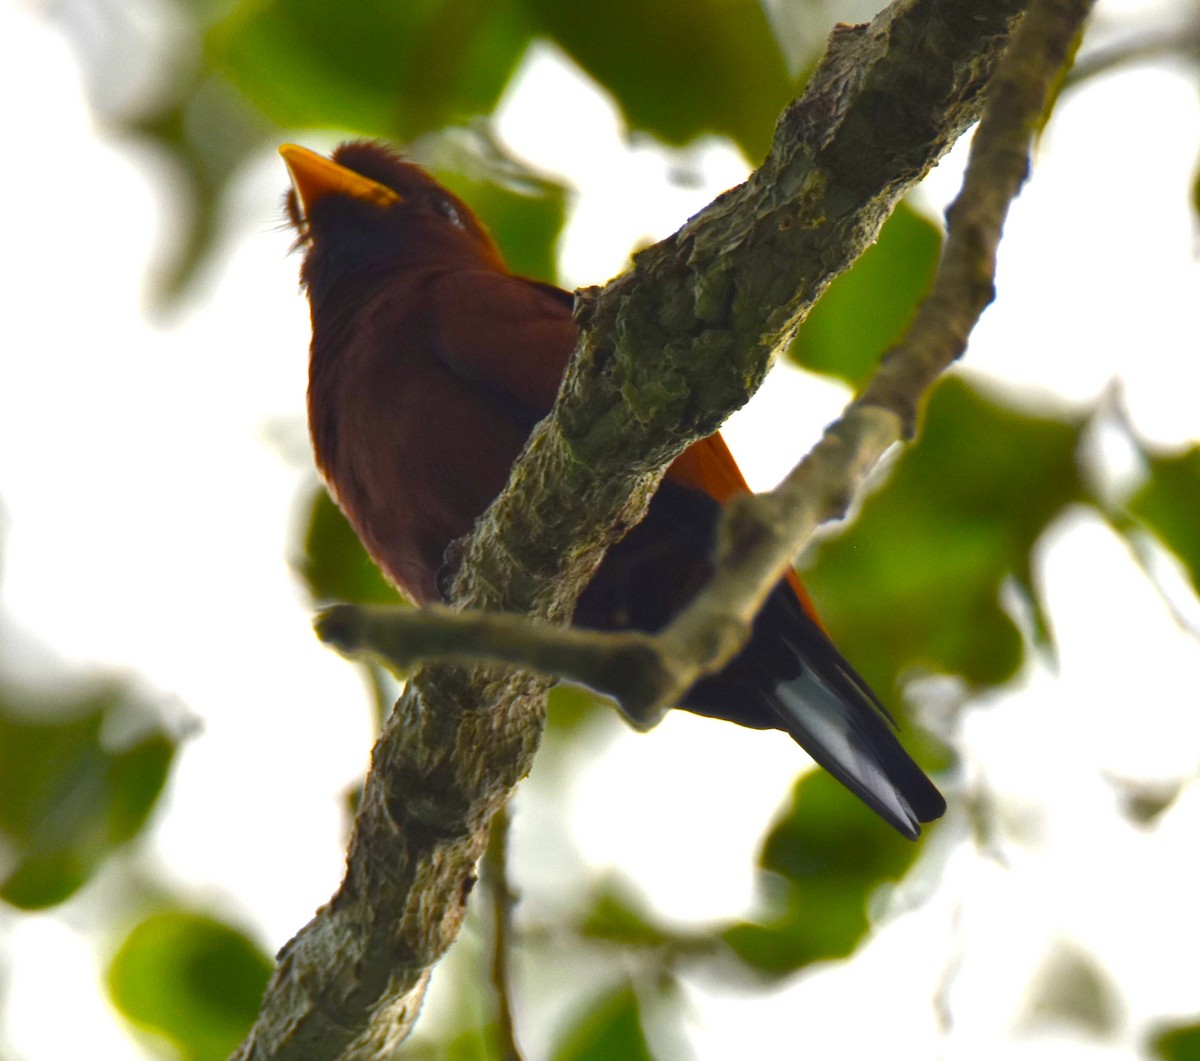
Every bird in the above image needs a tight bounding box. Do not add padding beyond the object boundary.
[281,140,946,838]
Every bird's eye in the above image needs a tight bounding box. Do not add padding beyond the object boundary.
[432,196,464,228]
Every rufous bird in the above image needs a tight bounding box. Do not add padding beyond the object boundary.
[282,140,945,838]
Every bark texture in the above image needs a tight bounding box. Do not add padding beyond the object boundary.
[233,1,1030,1057]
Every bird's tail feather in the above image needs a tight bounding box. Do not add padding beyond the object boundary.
[756,583,946,838]
[766,662,945,839]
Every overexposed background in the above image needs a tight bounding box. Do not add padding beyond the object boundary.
[2,0,1199,1056]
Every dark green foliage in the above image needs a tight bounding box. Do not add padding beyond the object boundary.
[435,166,567,284]
[107,910,273,1061]
[26,0,1196,1055]
[807,376,1086,696]
[298,486,404,606]
[1153,1020,1200,1061]
[80,0,810,303]
[1128,445,1200,596]
[404,1026,507,1061]
[545,682,606,735]
[208,0,533,141]
[296,486,403,725]
[724,770,925,976]
[0,683,176,910]
[526,0,795,159]
[209,0,791,164]
[578,882,681,950]
[551,983,655,1061]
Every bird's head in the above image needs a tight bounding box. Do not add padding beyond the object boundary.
[281,140,507,294]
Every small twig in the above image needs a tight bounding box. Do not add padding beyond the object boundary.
[316,604,676,725]
[481,805,523,1061]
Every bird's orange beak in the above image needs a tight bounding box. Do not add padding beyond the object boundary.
[279,144,402,217]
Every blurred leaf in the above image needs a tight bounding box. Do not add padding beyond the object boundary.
[578,882,677,949]
[298,486,404,606]
[208,0,532,142]
[551,983,654,1061]
[0,684,177,910]
[789,202,942,387]
[1127,445,1200,597]
[1,853,90,911]
[527,0,795,159]
[47,1,272,307]
[724,770,923,975]
[128,74,272,307]
[545,682,606,734]
[1154,1020,1200,1061]
[807,376,1086,697]
[436,167,566,284]
[404,1026,498,1061]
[1110,775,1183,827]
[107,910,272,1061]
[1018,943,1122,1037]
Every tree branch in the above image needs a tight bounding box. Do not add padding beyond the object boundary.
[232,1,1035,1058]
[312,0,1092,725]
[316,604,672,722]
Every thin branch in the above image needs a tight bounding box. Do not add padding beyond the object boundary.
[655,0,1099,704]
[314,0,1095,723]
[315,604,674,724]
[481,805,523,1061]
[232,3,1030,1058]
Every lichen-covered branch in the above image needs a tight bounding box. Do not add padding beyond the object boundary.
[316,603,673,720]
[648,0,1099,701]
[311,0,1091,722]
[232,2,1031,1058]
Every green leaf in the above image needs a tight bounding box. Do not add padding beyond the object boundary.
[1,853,90,911]
[724,770,923,975]
[0,685,177,910]
[807,376,1086,696]
[578,882,676,949]
[545,682,606,734]
[107,911,273,1061]
[1153,1020,1200,1061]
[1127,445,1200,597]
[207,0,532,142]
[436,168,567,284]
[403,1026,499,1061]
[551,983,654,1061]
[527,0,795,159]
[788,202,942,386]
[297,486,404,606]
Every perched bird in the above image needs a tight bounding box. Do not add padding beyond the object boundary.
[282,140,945,838]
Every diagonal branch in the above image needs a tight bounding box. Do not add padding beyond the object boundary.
[313,0,1094,724]
[232,2,1035,1058]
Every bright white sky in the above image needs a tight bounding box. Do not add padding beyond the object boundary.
[2,0,1199,1057]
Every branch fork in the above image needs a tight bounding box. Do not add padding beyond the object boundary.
[232,0,1096,1056]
